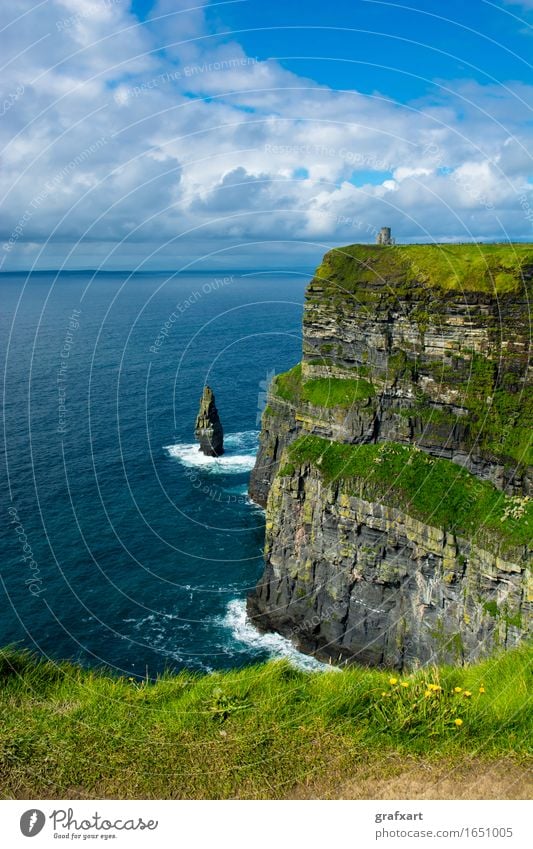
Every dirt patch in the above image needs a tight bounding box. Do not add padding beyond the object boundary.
[290,755,533,800]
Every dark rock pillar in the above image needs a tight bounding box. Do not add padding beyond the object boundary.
[195,385,224,456]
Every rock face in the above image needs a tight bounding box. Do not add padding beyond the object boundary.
[195,386,224,457]
[248,243,532,668]
[249,456,530,668]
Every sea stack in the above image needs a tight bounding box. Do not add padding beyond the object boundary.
[195,385,224,457]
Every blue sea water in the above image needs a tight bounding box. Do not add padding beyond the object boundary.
[1,270,325,677]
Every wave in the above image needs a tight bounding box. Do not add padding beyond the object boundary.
[219,599,337,672]
[245,495,266,513]
[164,430,259,474]
[123,613,191,632]
[223,431,259,451]
[223,482,265,512]
[121,614,213,672]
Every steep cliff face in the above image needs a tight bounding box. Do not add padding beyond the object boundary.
[248,243,532,668]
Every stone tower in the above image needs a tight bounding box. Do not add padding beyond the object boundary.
[376,226,395,246]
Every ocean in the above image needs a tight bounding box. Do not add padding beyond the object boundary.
[1,269,326,677]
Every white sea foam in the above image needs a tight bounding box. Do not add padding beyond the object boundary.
[164,430,259,474]
[224,431,259,451]
[124,613,191,632]
[220,599,337,672]
[245,495,266,513]
[121,614,212,672]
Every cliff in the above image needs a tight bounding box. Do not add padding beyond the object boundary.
[248,243,532,668]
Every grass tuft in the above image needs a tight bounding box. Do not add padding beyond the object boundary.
[0,645,530,798]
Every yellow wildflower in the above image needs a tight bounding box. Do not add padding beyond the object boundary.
[424,689,433,698]
[453,686,462,693]
[389,677,398,686]
[401,681,409,688]
[463,690,472,698]
[454,718,463,727]
[381,691,387,697]
[479,686,485,694]
[428,683,442,691]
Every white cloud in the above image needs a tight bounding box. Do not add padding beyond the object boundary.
[393,167,433,182]
[0,0,532,270]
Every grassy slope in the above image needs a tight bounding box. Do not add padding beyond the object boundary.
[302,377,375,406]
[282,436,532,554]
[314,243,533,295]
[275,363,375,408]
[0,646,531,799]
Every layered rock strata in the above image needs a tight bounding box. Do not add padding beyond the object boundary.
[248,243,532,667]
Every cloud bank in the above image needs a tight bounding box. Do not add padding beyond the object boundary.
[0,0,532,270]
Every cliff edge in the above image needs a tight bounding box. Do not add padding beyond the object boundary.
[248,243,532,668]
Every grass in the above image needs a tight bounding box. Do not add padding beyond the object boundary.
[397,398,458,428]
[421,353,533,468]
[274,362,302,401]
[302,377,375,407]
[274,363,374,408]
[313,243,533,295]
[282,436,532,553]
[0,645,530,799]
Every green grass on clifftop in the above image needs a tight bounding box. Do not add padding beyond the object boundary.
[0,645,530,799]
[274,363,374,408]
[282,436,532,554]
[301,377,375,406]
[314,243,533,295]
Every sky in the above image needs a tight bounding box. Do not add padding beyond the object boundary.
[0,0,532,271]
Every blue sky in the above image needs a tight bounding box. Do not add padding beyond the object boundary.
[203,0,533,98]
[0,0,532,270]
